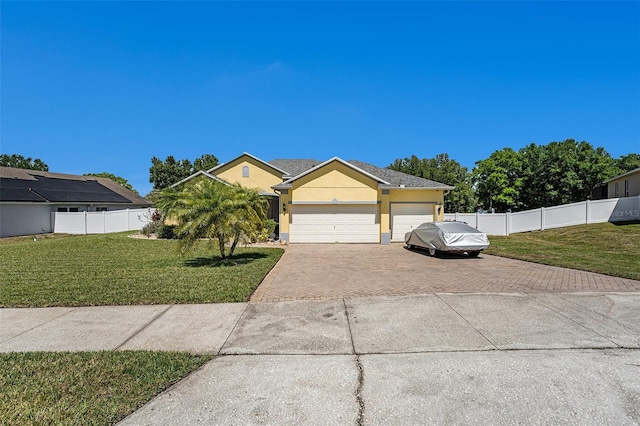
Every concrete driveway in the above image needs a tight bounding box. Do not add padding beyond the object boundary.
[251,244,640,302]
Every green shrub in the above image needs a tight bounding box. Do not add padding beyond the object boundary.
[141,221,162,237]
[251,219,278,243]
[264,219,277,236]
[159,224,177,240]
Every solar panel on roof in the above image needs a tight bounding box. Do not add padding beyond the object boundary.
[0,186,46,202]
[0,176,132,203]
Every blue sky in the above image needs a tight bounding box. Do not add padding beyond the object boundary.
[2,1,639,196]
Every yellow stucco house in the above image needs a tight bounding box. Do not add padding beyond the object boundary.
[177,152,454,244]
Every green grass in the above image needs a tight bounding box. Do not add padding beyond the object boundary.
[0,233,284,307]
[0,351,211,425]
[485,222,640,280]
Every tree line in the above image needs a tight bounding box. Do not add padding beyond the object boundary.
[389,139,639,213]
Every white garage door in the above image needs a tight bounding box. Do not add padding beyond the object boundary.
[289,204,380,243]
[391,203,434,242]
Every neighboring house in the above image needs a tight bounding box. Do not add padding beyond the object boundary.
[0,167,151,238]
[604,167,640,199]
[176,152,454,244]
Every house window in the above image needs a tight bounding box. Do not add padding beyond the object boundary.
[57,207,79,212]
[625,180,629,197]
[615,182,619,198]
[96,207,108,212]
[242,166,249,177]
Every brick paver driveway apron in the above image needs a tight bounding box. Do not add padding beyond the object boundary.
[250,244,640,302]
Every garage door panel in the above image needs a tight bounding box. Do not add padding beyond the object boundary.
[290,205,380,243]
[391,204,434,242]
[289,227,380,243]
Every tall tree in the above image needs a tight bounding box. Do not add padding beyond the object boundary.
[84,172,138,194]
[0,154,49,171]
[389,154,477,213]
[149,154,220,189]
[193,154,219,172]
[476,139,618,211]
[155,180,268,261]
[472,148,523,212]
[519,140,616,208]
[615,153,640,175]
[149,156,193,189]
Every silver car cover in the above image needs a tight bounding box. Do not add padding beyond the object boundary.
[405,221,490,252]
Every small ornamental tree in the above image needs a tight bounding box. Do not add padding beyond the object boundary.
[155,180,268,261]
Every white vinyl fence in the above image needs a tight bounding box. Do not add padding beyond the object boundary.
[444,197,629,236]
[53,208,154,234]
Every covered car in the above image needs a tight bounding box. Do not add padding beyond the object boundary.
[405,221,490,257]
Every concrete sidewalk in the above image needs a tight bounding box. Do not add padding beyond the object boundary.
[2,293,640,424]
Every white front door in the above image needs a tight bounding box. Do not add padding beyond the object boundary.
[289,204,380,243]
[391,203,434,242]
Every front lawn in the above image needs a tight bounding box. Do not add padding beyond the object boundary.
[0,351,211,425]
[485,222,640,281]
[0,233,284,307]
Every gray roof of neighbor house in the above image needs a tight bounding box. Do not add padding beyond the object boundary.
[0,167,151,205]
[268,159,322,177]
[267,158,453,189]
[347,160,454,189]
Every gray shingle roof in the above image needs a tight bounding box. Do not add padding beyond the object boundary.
[266,158,452,189]
[268,159,321,177]
[347,160,453,189]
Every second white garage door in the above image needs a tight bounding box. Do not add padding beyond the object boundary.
[391,203,434,242]
[289,204,380,243]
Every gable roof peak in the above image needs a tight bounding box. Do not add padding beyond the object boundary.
[273,156,391,188]
[207,152,288,175]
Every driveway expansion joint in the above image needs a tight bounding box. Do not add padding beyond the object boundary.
[556,292,640,333]
[0,306,79,344]
[217,302,250,356]
[434,293,499,351]
[115,305,173,351]
[524,293,623,348]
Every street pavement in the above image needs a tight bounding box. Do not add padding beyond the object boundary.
[2,292,640,424]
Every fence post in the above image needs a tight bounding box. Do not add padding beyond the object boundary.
[84,211,88,235]
[585,200,591,224]
[475,212,480,230]
[455,212,459,221]
[506,211,511,236]
[127,208,130,230]
[540,207,545,231]
[103,210,106,234]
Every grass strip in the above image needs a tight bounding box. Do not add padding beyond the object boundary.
[0,351,211,426]
[0,232,284,307]
[485,222,640,281]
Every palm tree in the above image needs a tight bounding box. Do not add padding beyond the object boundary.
[156,179,268,260]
